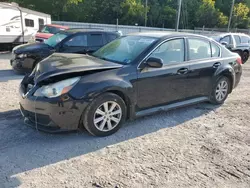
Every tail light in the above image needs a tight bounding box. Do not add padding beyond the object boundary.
[236,57,242,65]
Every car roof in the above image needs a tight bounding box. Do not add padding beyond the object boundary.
[62,28,119,35]
[46,24,69,29]
[215,32,250,38]
[127,31,211,40]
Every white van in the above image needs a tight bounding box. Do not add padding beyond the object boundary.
[0,2,51,49]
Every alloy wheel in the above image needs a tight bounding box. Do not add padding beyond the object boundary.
[215,80,228,102]
[93,101,122,132]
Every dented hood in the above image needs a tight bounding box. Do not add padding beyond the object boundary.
[34,53,122,83]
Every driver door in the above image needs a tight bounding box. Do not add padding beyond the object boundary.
[137,38,190,110]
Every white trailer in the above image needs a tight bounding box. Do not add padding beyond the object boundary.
[0,2,51,49]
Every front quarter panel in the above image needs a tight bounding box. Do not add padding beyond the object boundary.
[69,66,137,107]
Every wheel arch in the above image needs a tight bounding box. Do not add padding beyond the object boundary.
[104,88,135,120]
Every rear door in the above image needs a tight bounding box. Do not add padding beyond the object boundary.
[186,38,222,98]
[87,33,105,53]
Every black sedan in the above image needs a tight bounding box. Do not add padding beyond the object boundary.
[19,32,242,136]
[10,29,121,74]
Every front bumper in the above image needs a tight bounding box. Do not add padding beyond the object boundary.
[10,58,29,74]
[19,82,88,133]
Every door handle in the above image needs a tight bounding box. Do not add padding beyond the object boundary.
[177,68,189,75]
[213,62,221,68]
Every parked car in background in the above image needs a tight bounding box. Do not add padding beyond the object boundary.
[211,33,250,63]
[19,32,242,136]
[11,29,121,73]
[34,24,69,43]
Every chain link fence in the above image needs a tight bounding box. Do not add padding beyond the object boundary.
[194,27,250,35]
[53,21,250,36]
[53,21,222,35]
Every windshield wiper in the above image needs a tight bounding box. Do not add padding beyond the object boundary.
[91,54,124,64]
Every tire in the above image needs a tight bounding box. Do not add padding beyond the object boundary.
[242,51,249,64]
[82,92,127,137]
[210,77,231,105]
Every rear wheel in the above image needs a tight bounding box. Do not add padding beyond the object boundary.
[82,93,126,137]
[242,51,249,64]
[210,77,230,104]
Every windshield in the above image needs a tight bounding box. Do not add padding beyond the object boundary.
[44,33,68,47]
[40,26,64,34]
[92,36,157,64]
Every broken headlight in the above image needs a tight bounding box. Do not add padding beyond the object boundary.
[34,77,80,98]
[17,54,27,59]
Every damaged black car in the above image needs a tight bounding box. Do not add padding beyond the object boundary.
[19,32,242,136]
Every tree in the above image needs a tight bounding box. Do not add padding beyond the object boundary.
[147,0,176,28]
[5,0,250,29]
[9,0,82,20]
[195,0,219,28]
[181,0,202,29]
[232,3,250,28]
[120,0,145,25]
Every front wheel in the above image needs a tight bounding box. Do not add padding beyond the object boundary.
[210,77,230,104]
[82,93,127,137]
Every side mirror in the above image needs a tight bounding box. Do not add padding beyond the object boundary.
[146,57,163,68]
[220,41,231,49]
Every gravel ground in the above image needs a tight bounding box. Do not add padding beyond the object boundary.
[0,53,250,188]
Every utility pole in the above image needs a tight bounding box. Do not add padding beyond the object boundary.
[175,0,182,31]
[228,0,235,32]
[145,0,148,27]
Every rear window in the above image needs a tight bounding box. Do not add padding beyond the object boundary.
[241,36,250,44]
[188,38,211,60]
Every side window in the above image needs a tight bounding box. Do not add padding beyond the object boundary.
[64,35,87,47]
[88,34,104,47]
[107,34,118,43]
[211,42,220,57]
[220,35,231,44]
[241,36,250,44]
[150,38,185,65]
[38,18,44,31]
[234,35,241,45]
[188,38,211,60]
[25,19,34,27]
